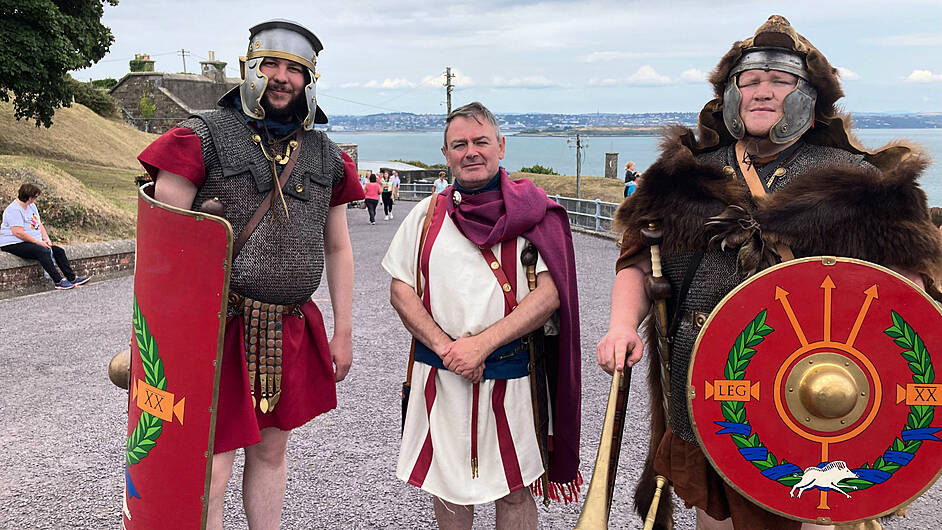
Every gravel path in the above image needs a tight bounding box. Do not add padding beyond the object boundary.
[1,201,938,529]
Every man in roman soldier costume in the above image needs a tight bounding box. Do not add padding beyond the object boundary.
[136,19,363,529]
[597,15,942,530]
[383,102,582,528]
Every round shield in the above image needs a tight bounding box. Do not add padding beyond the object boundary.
[688,256,942,525]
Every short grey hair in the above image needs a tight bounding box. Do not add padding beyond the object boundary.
[443,101,501,146]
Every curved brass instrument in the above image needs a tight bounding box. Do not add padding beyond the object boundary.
[642,475,668,530]
[574,365,631,528]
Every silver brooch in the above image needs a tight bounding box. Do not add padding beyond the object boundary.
[452,190,462,207]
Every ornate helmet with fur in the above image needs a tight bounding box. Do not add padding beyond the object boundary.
[700,15,844,148]
[220,19,328,130]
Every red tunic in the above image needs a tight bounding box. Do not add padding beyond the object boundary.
[139,126,364,453]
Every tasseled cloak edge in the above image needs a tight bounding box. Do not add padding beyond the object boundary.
[529,471,585,505]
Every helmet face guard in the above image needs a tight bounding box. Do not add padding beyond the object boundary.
[236,19,326,129]
[722,47,817,144]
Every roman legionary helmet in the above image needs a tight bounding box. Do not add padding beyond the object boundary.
[701,15,844,147]
[223,19,328,129]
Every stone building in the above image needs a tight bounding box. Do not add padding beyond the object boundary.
[110,51,239,134]
[109,51,358,165]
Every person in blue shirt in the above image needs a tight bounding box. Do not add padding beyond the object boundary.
[624,161,640,198]
[0,183,90,290]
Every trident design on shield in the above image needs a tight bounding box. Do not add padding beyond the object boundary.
[697,258,942,518]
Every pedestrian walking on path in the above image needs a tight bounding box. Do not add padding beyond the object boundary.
[363,174,381,224]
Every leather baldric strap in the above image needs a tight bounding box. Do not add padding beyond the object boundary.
[406,193,440,388]
[479,243,519,313]
[734,141,795,261]
[233,132,303,259]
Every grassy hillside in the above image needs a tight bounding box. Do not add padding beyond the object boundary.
[511,171,625,204]
[0,100,153,169]
[0,100,152,243]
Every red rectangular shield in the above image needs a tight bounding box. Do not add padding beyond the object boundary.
[123,184,232,529]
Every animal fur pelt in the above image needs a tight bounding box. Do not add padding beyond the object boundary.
[758,153,942,279]
[615,128,942,286]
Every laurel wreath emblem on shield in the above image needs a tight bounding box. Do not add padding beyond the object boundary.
[717,309,936,490]
[126,299,165,465]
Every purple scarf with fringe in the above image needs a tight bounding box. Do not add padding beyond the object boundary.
[444,168,582,488]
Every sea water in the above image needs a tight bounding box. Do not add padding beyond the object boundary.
[327,129,942,205]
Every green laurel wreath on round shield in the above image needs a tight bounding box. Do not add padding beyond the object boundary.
[843,310,936,490]
[126,298,166,465]
[718,309,935,489]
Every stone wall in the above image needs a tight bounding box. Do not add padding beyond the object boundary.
[110,74,186,134]
[0,240,135,299]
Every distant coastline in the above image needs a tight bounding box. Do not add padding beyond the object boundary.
[322,111,942,134]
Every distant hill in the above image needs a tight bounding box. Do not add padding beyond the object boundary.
[322,111,942,132]
[0,100,155,243]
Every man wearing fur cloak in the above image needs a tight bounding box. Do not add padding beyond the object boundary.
[596,15,942,530]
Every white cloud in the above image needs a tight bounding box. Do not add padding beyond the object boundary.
[363,78,417,89]
[836,67,861,81]
[626,65,671,85]
[905,70,942,83]
[588,77,619,86]
[421,68,474,88]
[339,81,361,88]
[491,75,555,88]
[680,69,707,83]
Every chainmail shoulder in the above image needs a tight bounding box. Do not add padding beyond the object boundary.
[180,108,343,304]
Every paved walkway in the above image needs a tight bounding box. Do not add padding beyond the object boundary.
[1,201,938,529]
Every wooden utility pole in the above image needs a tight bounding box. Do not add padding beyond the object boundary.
[178,49,190,73]
[444,67,455,116]
[568,134,587,198]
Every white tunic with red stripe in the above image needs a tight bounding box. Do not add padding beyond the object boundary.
[382,195,549,505]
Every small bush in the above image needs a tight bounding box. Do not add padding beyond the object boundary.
[66,77,117,118]
[520,164,558,175]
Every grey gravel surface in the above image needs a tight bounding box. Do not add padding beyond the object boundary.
[1,202,939,529]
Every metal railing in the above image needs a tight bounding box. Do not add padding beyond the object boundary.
[396,183,618,235]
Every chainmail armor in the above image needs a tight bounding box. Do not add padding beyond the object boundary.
[663,142,874,443]
[180,107,344,304]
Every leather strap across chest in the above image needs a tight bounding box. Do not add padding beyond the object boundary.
[734,141,796,261]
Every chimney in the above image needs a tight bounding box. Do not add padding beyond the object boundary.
[200,50,227,83]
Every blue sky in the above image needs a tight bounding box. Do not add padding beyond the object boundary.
[73,0,942,116]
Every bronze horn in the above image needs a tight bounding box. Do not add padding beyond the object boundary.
[574,364,631,528]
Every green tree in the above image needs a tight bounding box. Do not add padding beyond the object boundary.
[0,0,119,128]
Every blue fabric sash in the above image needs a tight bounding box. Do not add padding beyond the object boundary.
[414,337,529,380]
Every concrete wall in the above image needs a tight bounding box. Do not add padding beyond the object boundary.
[0,240,135,299]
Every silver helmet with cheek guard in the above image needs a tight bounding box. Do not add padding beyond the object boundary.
[225,19,328,129]
[722,47,817,144]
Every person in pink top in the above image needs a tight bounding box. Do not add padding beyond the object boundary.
[363,174,381,224]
